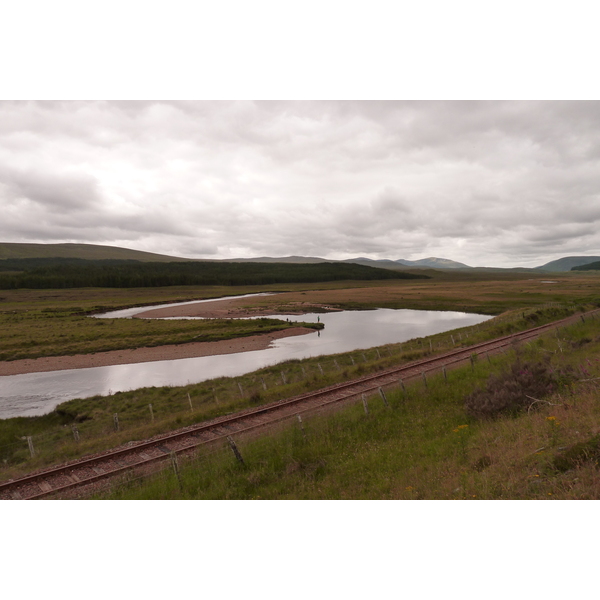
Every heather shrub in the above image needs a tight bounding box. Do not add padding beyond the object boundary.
[465,357,572,419]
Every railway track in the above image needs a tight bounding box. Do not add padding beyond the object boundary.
[1,308,596,500]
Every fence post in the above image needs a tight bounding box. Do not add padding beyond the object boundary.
[113,413,119,432]
[188,393,194,412]
[261,377,268,391]
[72,425,80,443]
[442,365,447,382]
[26,436,35,458]
[170,452,183,490]
[149,403,154,422]
[378,387,389,407]
[318,363,324,376]
[227,436,245,467]
[281,371,287,385]
[422,371,428,388]
[362,394,369,415]
[398,378,406,394]
[296,414,306,439]
[237,382,244,397]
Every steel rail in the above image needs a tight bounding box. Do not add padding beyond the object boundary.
[1,308,596,499]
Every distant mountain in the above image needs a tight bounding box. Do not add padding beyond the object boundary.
[227,255,328,264]
[536,256,600,272]
[0,242,190,262]
[395,257,472,269]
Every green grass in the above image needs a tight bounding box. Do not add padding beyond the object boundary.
[0,285,323,361]
[93,312,600,500]
[0,301,590,484]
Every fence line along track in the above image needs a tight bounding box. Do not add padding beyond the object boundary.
[1,308,597,500]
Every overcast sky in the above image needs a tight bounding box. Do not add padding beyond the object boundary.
[1,100,599,268]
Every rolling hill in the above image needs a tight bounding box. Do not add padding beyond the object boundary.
[0,242,190,262]
[536,256,600,272]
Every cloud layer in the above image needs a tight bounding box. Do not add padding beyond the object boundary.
[1,100,599,267]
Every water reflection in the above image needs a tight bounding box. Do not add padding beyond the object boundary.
[0,308,490,419]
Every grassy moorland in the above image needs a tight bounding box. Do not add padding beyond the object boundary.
[95,313,600,500]
[1,270,599,362]
[0,303,590,483]
[0,285,309,361]
[1,269,599,497]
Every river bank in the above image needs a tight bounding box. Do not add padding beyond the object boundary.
[0,327,312,376]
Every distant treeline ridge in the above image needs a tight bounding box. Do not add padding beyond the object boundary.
[0,258,428,289]
[571,261,600,271]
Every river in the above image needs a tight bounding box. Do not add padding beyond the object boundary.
[0,296,491,419]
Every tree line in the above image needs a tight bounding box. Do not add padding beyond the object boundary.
[571,261,600,271]
[0,258,428,289]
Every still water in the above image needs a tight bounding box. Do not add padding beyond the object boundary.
[0,298,491,418]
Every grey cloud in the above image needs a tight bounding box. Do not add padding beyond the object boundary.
[0,166,102,211]
[2,100,600,267]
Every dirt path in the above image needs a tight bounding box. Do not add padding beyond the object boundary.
[0,327,311,376]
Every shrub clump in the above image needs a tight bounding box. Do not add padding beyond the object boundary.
[464,358,572,419]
